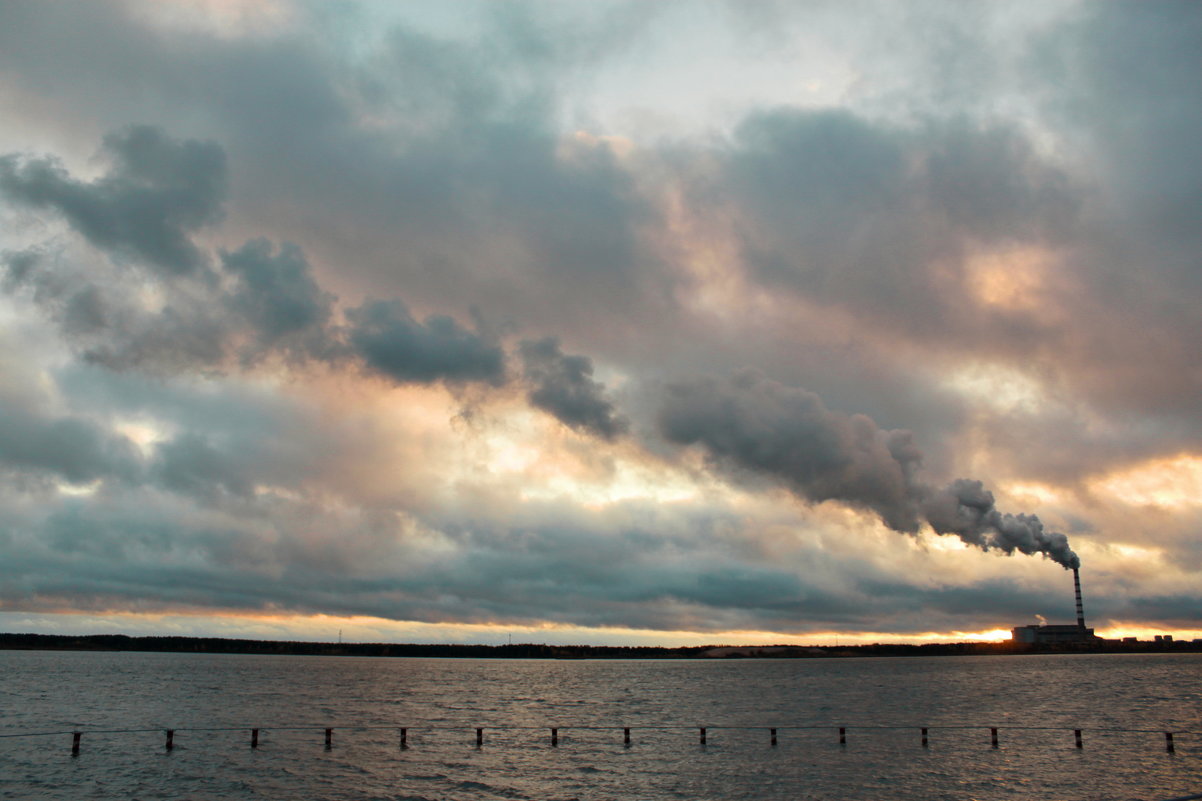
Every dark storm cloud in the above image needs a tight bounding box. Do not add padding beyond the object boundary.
[0,125,225,276]
[519,337,627,439]
[347,300,506,385]
[659,371,1079,568]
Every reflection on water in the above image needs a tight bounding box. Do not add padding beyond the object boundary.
[2,651,1200,800]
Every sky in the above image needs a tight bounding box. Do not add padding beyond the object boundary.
[1,0,1200,646]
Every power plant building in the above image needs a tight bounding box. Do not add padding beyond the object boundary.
[1011,623,1097,644]
[1011,567,1100,645]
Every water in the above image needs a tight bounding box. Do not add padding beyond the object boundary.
[1,650,1199,800]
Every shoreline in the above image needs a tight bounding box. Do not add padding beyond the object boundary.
[4,632,1201,659]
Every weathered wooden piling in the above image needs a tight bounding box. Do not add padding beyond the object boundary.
[37,720,1190,761]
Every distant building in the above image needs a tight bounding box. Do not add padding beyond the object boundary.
[1011,567,1099,646]
[1011,624,1098,645]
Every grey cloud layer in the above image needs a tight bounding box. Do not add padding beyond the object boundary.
[0,476,1121,633]
[693,108,1078,342]
[0,404,141,487]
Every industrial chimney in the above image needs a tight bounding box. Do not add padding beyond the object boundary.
[1073,567,1086,630]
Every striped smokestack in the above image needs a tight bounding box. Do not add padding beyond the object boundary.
[1073,567,1086,629]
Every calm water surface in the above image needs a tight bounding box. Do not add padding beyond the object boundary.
[1,650,1200,800]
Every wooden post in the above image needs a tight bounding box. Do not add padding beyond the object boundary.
[1165,732,1175,753]
[1074,729,1082,749]
[990,728,999,748]
[71,732,81,756]
[770,728,777,747]
[400,728,407,749]
[623,727,631,747]
[839,727,846,745]
[550,728,558,747]
[921,727,928,748]
[251,728,259,748]
[324,728,332,749]
[165,730,174,751]
[476,728,483,748]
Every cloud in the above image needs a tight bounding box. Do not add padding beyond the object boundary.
[0,248,40,290]
[0,125,226,275]
[151,431,253,502]
[0,404,141,486]
[694,108,1079,336]
[519,337,627,439]
[1,128,511,388]
[221,238,334,358]
[1050,3,1202,252]
[347,300,505,386]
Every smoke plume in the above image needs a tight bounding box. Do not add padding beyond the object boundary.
[922,478,1079,569]
[659,371,1079,569]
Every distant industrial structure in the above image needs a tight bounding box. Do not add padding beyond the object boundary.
[1011,568,1100,645]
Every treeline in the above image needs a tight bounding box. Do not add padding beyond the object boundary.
[1,633,1198,658]
[0,633,708,659]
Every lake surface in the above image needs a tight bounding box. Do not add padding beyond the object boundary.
[1,650,1199,800]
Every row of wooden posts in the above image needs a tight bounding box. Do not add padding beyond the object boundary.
[67,727,1179,755]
